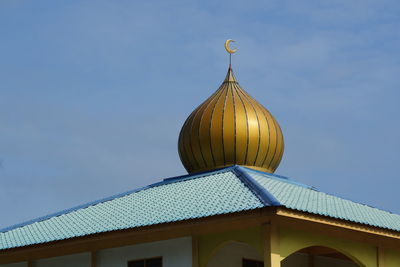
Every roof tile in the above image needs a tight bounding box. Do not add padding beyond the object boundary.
[1,166,400,251]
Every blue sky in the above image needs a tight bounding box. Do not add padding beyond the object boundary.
[0,0,399,229]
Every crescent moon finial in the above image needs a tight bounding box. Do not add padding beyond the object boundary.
[225,39,237,54]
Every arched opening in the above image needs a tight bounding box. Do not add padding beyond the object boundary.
[282,246,361,267]
[207,241,263,267]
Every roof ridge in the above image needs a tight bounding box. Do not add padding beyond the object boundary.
[233,166,281,206]
[242,167,400,219]
[241,166,315,189]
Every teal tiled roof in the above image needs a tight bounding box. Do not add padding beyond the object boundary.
[248,169,400,231]
[1,166,400,250]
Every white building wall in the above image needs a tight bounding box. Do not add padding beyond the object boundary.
[34,253,90,267]
[97,237,192,267]
[0,237,192,267]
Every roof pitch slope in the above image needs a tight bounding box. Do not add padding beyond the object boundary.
[242,167,400,232]
[2,165,400,251]
[0,167,263,250]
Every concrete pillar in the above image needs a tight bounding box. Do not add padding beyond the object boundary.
[263,221,280,267]
[377,246,384,267]
[91,251,96,267]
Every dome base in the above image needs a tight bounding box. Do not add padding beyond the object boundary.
[187,164,275,175]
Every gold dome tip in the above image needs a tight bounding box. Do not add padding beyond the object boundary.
[223,66,237,82]
[178,48,284,174]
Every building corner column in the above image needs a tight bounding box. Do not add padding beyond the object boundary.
[263,220,280,267]
[91,251,97,267]
[192,235,199,267]
[377,246,384,267]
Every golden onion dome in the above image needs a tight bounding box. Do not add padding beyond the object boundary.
[178,63,284,174]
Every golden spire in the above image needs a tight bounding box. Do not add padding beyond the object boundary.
[178,40,284,174]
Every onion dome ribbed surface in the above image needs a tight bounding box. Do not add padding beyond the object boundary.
[178,66,284,174]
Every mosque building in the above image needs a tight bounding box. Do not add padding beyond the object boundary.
[1,40,400,267]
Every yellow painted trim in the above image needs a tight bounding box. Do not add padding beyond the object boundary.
[277,208,400,240]
[279,226,375,267]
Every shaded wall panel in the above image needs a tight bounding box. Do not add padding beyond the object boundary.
[35,253,90,267]
[97,237,192,267]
